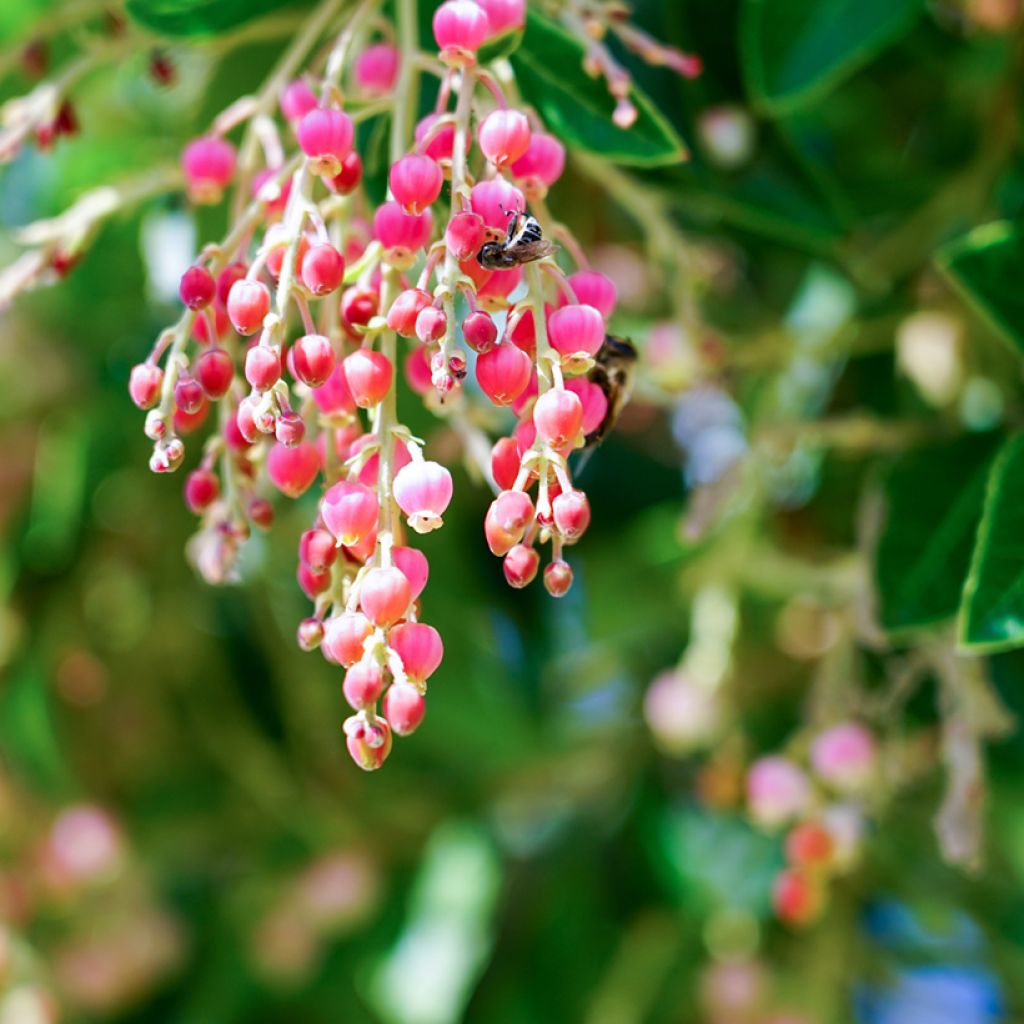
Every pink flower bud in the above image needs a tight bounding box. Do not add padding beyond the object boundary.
[356,436,413,486]
[390,622,443,681]
[340,285,379,333]
[433,0,490,63]
[312,364,356,416]
[445,211,487,261]
[359,566,412,626]
[345,716,392,771]
[184,468,219,513]
[405,345,434,395]
[326,150,363,195]
[564,271,617,318]
[196,348,234,399]
[747,756,811,828]
[216,262,246,305]
[503,543,539,587]
[267,440,320,497]
[299,562,329,599]
[321,480,379,545]
[235,398,260,443]
[297,617,324,651]
[491,436,519,490]
[48,805,123,884]
[533,387,584,447]
[478,109,531,168]
[280,79,317,123]
[478,0,525,37]
[179,265,215,309]
[301,243,345,295]
[387,288,433,337]
[343,349,393,407]
[810,723,876,792]
[393,545,429,600]
[389,154,443,214]
[643,669,722,754]
[477,266,522,311]
[227,279,270,336]
[354,42,399,97]
[547,303,605,359]
[299,528,338,574]
[552,489,590,541]
[245,345,282,390]
[373,201,433,265]
[174,375,204,414]
[382,681,426,735]
[415,305,447,344]
[565,377,608,435]
[507,306,537,356]
[485,489,534,555]
[182,136,236,204]
[463,310,498,353]
[276,409,305,446]
[129,363,162,409]
[510,132,565,189]
[544,559,573,597]
[324,612,373,667]
[470,178,525,229]
[291,333,336,388]
[476,342,531,406]
[344,659,385,709]
[394,460,453,533]
[298,108,355,177]
[415,113,468,161]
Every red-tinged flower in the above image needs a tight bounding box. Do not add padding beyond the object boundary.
[297,617,324,651]
[772,869,824,927]
[415,113,469,161]
[340,284,379,334]
[543,559,573,597]
[356,438,413,486]
[252,168,291,218]
[463,310,498,354]
[312,364,356,416]
[533,387,584,448]
[373,201,433,266]
[485,489,534,555]
[477,267,522,311]
[470,178,525,229]
[276,409,305,446]
[393,545,429,600]
[179,265,215,309]
[216,262,247,307]
[382,681,426,735]
[299,528,338,574]
[174,398,209,436]
[291,333,336,388]
[359,566,412,627]
[476,342,531,406]
[507,306,537,356]
[394,460,453,533]
[196,348,234,399]
[298,562,331,599]
[433,0,490,64]
[478,0,525,37]
[459,257,493,292]
[129,364,162,409]
[323,612,373,667]
[415,305,447,344]
[445,211,487,261]
[343,349,394,408]
[389,154,443,214]
[245,345,282,390]
[298,108,354,177]
[491,436,520,490]
[565,378,608,435]
[552,490,590,542]
[236,398,261,443]
[389,622,443,681]
[563,271,617,318]
[268,440,320,497]
[184,468,219,514]
[174,375,204,415]
[343,660,386,710]
[478,109,531,168]
[345,716,392,771]
[321,480,379,546]
[182,136,236,204]
[503,543,539,587]
[326,150,363,195]
[300,243,345,295]
[280,78,317,123]
[510,132,566,191]
[354,42,399,97]
[387,288,433,337]
[547,303,605,359]
[784,822,835,870]
[514,416,536,457]
[264,227,310,280]
[227,279,271,336]
[404,345,434,395]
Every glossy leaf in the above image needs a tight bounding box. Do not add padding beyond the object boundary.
[125,0,296,36]
[936,221,1024,359]
[874,435,998,634]
[960,434,1024,651]
[511,10,687,167]
[741,0,925,114]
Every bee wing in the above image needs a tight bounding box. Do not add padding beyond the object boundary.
[512,239,558,264]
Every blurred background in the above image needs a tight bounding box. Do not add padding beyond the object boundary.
[3,0,1024,1022]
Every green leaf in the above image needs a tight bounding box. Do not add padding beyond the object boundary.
[741,0,925,114]
[0,664,71,796]
[478,27,524,64]
[125,0,297,36]
[960,434,1024,651]
[511,10,687,167]
[936,221,1024,359]
[874,435,998,635]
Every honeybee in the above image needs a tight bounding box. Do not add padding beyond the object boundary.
[584,334,638,449]
[477,209,558,270]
